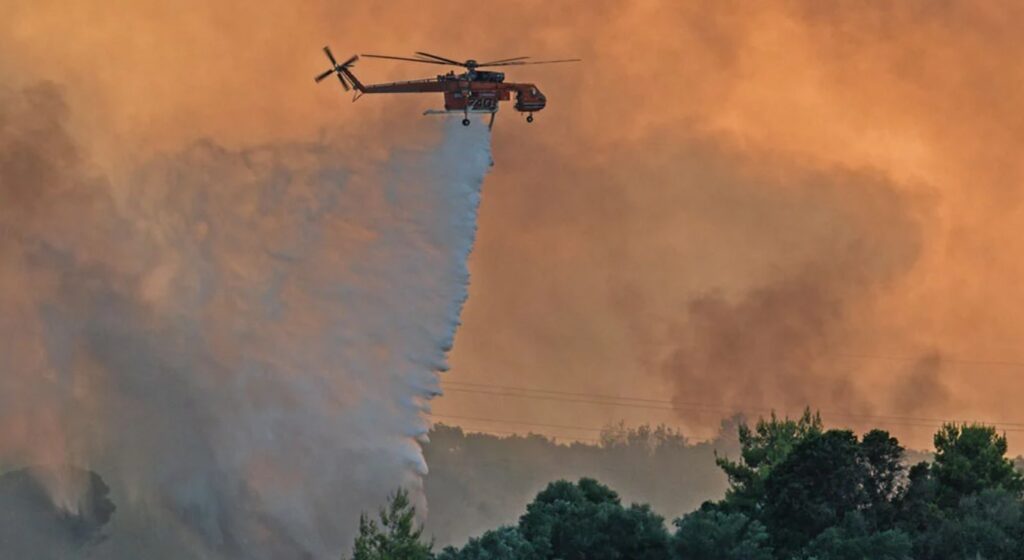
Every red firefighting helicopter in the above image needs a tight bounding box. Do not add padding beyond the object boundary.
[315,47,580,129]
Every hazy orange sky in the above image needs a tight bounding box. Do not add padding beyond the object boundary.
[4,0,1024,450]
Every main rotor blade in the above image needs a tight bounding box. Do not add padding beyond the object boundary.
[477,56,530,66]
[315,68,335,82]
[414,51,463,65]
[361,53,455,66]
[323,46,338,66]
[480,58,582,67]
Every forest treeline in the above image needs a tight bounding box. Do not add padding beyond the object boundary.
[352,411,1024,560]
[422,421,739,546]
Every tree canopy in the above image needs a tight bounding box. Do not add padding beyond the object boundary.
[931,424,1024,508]
[350,488,433,560]
[355,417,1024,560]
[714,409,822,514]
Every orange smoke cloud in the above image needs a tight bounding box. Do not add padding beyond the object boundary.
[4,0,1024,452]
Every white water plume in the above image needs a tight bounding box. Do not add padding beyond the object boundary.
[0,82,492,559]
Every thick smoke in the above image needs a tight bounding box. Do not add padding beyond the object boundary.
[0,82,491,558]
[658,159,927,423]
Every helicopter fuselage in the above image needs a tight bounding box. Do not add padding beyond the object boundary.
[357,76,547,115]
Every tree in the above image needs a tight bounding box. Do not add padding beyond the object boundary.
[436,526,536,560]
[602,503,675,560]
[672,505,773,560]
[0,466,117,553]
[517,478,671,560]
[909,488,1024,560]
[350,488,433,560]
[763,430,871,555]
[63,470,117,544]
[715,409,823,514]
[932,424,1024,508]
[895,425,1024,559]
[894,461,942,557]
[427,420,1024,560]
[798,512,912,560]
[859,429,906,527]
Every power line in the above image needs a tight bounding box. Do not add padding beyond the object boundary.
[427,406,1024,450]
[441,380,1024,426]
[441,385,713,413]
[428,422,601,444]
[424,409,988,452]
[444,380,695,406]
[426,402,1024,454]
[439,382,980,427]
[439,380,1024,432]
[428,412,606,433]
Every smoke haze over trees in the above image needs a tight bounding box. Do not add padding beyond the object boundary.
[365,415,1024,560]
[422,422,736,547]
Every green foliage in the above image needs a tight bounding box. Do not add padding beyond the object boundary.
[859,429,906,523]
[798,512,912,560]
[422,423,729,547]
[763,430,871,554]
[894,461,942,545]
[941,488,1024,560]
[672,506,772,560]
[932,424,1024,508]
[518,478,671,560]
[679,412,916,558]
[909,488,1024,560]
[436,526,536,560]
[350,488,433,560]
[715,409,822,513]
[897,426,1024,559]
[427,417,1024,560]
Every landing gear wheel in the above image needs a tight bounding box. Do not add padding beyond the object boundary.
[462,118,471,127]
[526,114,534,123]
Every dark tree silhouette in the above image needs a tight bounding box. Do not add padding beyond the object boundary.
[350,488,433,560]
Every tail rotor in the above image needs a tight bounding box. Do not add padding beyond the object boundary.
[315,46,359,91]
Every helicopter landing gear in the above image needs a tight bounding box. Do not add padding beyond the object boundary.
[526,113,534,123]
[462,118,471,126]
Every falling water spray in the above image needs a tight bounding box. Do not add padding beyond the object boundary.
[0,82,492,558]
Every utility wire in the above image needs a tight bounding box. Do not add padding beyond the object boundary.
[439,380,1024,432]
[428,412,607,433]
[428,422,601,444]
